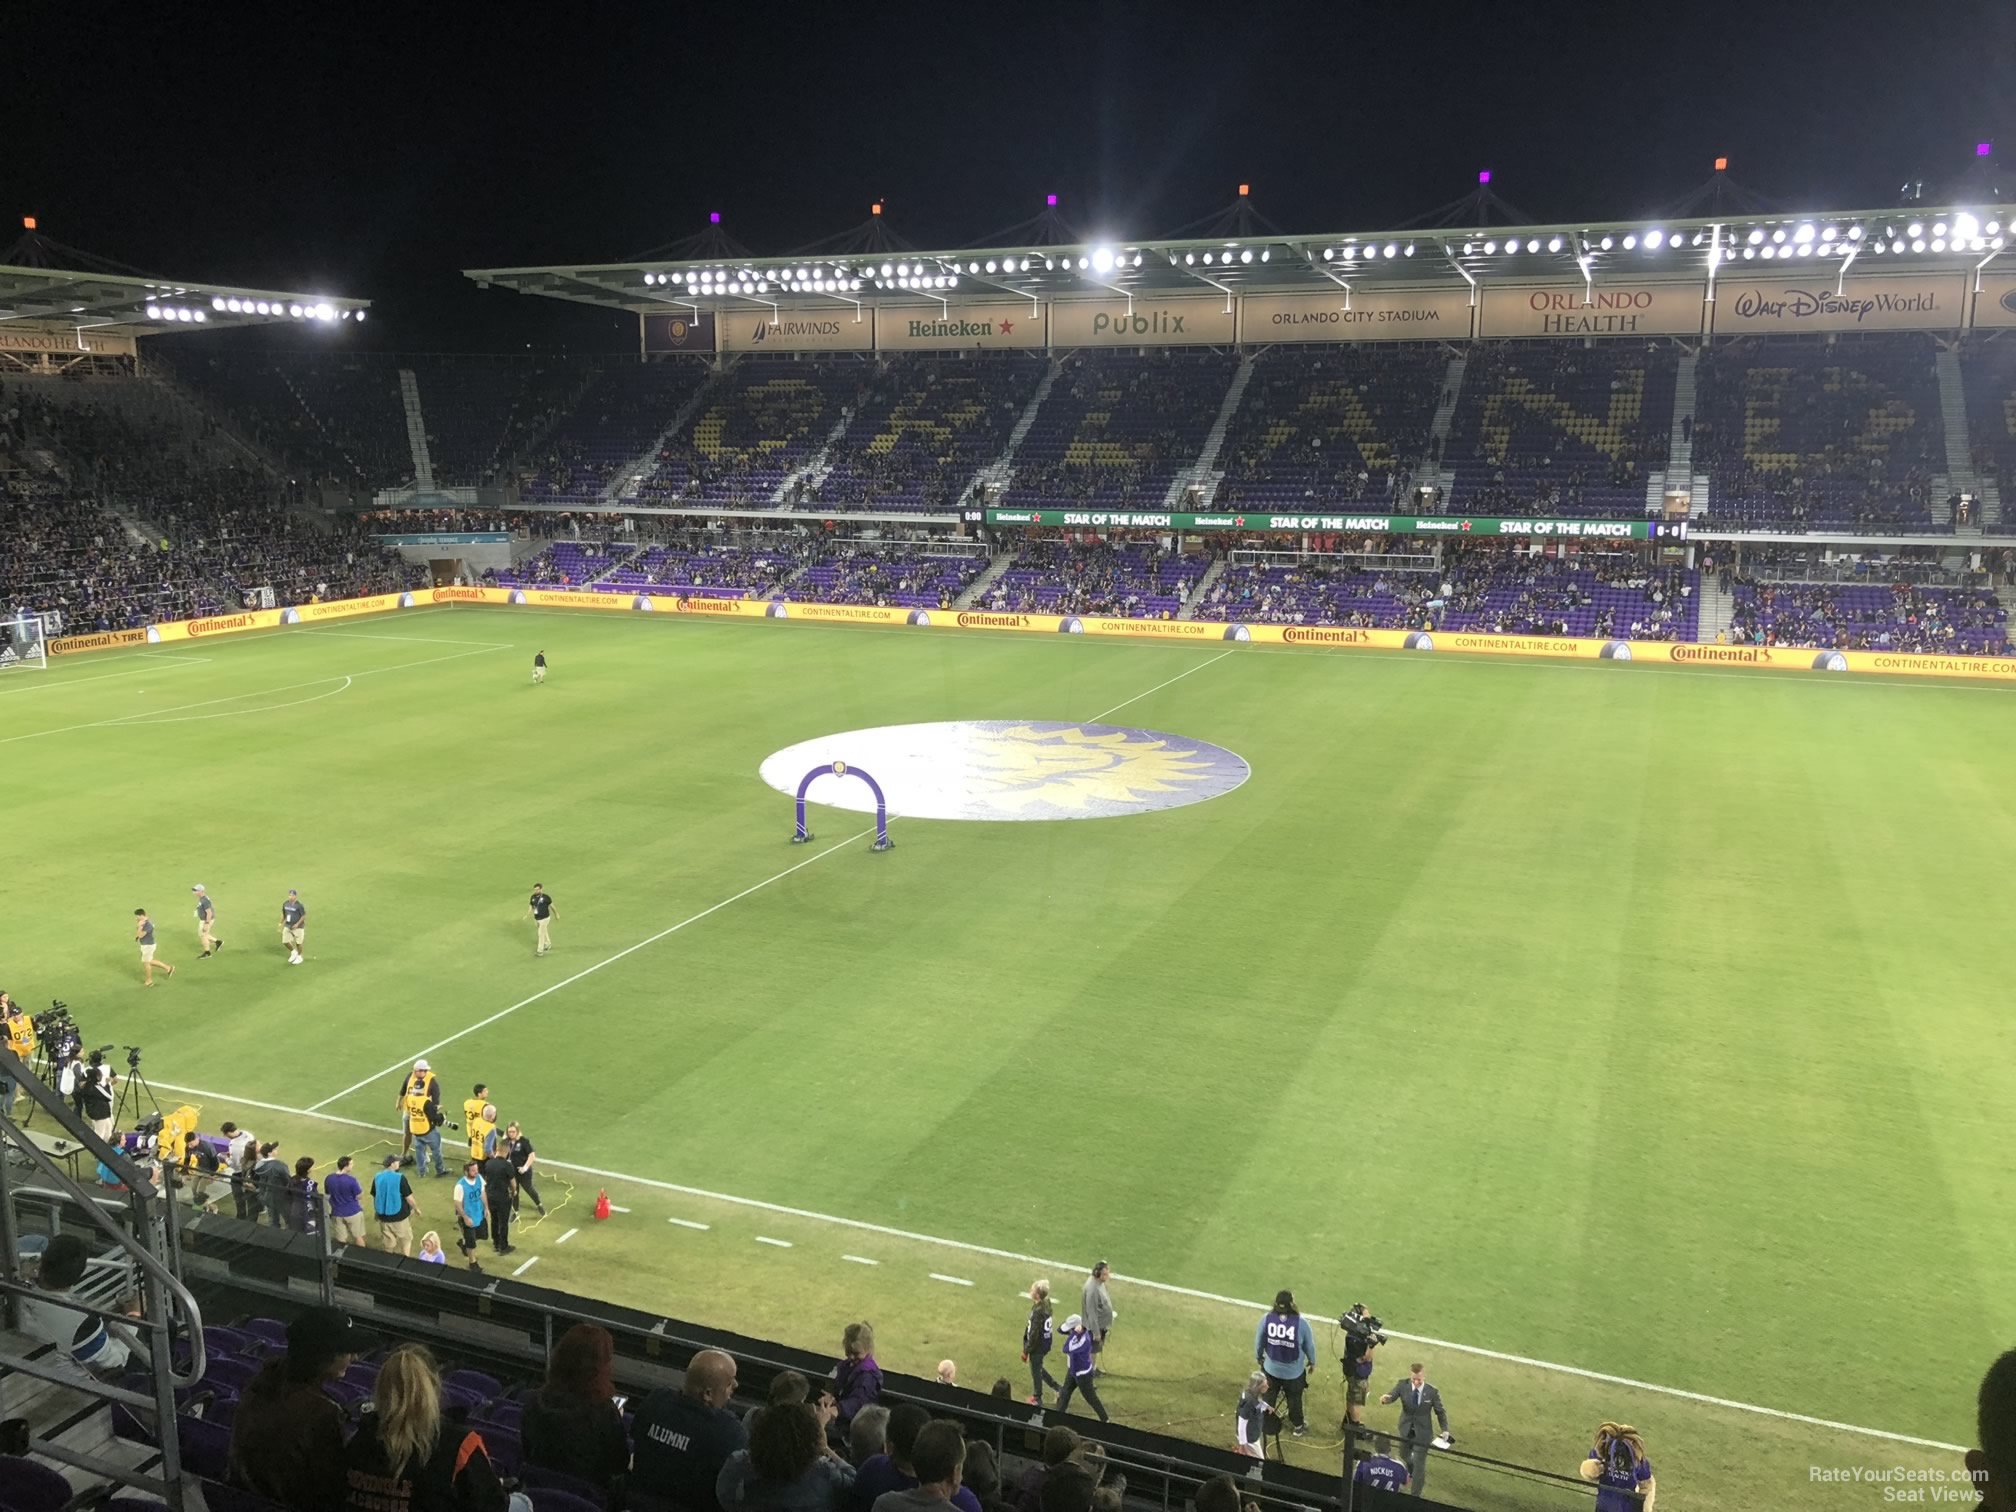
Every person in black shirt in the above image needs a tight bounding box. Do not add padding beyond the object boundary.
[481,1149,518,1256]
[504,1122,545,1216]
[522,1324,630,1495]
[526,885,555,958]
[340,1344,509,1512]
[632,1348,745,1512]
[532,650,547,686]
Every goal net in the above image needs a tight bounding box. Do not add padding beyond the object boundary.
[0,612,51,674]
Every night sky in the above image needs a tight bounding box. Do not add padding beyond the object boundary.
[8,0,2012,351]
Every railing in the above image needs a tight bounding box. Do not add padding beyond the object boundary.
[0,1048,205,1512]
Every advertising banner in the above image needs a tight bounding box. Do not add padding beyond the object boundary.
[983,508,1679,539]
[641,312,717,354]
[874,303,1047,351]
[1710,273,1969,334]
[0,327,136,357]
[1480,283,1705,339]
[509,588,634,612]
[424,585,512,606]
[279,593,409,624]
[1971,272,2016,330]
[1239,289,1473,343]
[49,627,150,656]
[1048,296,1235,348]
[371,533,511,546]
[716,310,873,353]
[146,608,286,643]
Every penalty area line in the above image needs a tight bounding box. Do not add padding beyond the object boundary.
[146,1075,1965,1456]
[303,827,876,1112]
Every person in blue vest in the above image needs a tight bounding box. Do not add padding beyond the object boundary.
[452,1160,490,1273]
[1254,1289,1316,1437]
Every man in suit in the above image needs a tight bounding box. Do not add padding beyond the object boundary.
[1379,1361,1450,1497]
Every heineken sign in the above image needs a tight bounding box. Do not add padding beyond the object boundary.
[984,510,1680,539]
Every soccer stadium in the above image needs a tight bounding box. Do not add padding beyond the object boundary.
[5,30,2016,1512]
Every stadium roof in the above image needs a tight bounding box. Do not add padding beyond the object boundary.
[466,206,2010,315]
[0,263,370,340]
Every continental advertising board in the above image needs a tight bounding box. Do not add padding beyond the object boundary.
[1238,289,1473,343]
[50,627,150,656]
[1048,296,1235,348]
[1480,283,1704,339]
[1710,272,1969,334]
[73,583,2016,684]
[873,303,1047,350]
[715,310,873,353]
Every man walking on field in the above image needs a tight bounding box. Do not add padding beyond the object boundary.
[192,884,224,957]
[133,909,175,987]
[279,889,307,966]
[532,650,547,685]
[526,883,555,957]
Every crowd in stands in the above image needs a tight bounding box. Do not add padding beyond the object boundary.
[789,546,989,609]
[1727,578,2009,653]
[523,362,714,502]
[979,540,1206,619]
[1692,338,1943,532]
[1962,339,2016,524]
[1217,346,1442,510]
[419,358,592,486]
[1001,353,1236,512]
[1442,344,1675,519]
[637,363,873,509]
[166,351,414,490]
[811,355,1045,513]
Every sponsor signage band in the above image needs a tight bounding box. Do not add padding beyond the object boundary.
[982,509,1677,538]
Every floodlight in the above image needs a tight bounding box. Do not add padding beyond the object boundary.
[1907,222,1923,238]
[948,276,960,288]
[1323,247,1335,260]
[1820,227,1836,241]
[1088,247,1114,272]
[193,310,206,322]
[1525,238,1540,253]
[1342,247,1358,261]
[1912,239,1927,252]
[256,301,272,314]
[1742,247,1755,260]
[1402,244,1414,257]
[1482,240,1497,255]
[1847,225,1863,239]
[1747,228,1764,244]
[1644,230,1664,249]
[1202,252,1214,265]
[1044,259,1055,271]
[1622,234,1637,249]
[1185,252,1196,265]
[1931,238,1946,252]
[1504,242,1519,257]
[1989,221,2002,236]
[354,311,365,322]
[1459,242,1473,256]
[316,303,334,320]
[1771,228,1786,243]
[288,304,303,317]
[1760,246,1776,260]
[145,305,162,319]
[851,279,862,291]
[1690,232,1705,246]
[879,264,892,278]
[1794,223,1814,242]
[1870,243,1885,255]
[1953,212,1980,241]
[1995,238,2007,250]
[1239,249,1253,263]
[985,260,997,273]
[1547,236,1563,252]
[1796,244,1813,257]
[1599,235,1613,250]
[1019,259,1031,272]
[1934,222,1948,238]
[211,295,225,310]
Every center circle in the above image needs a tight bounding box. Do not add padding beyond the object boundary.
[758,720,1250,822]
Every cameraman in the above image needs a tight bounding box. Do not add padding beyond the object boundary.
[1254,1290,1315,1437]
[78,1055,117,1141]
[0,994,32,1116]
[1337,1303,1383,1427]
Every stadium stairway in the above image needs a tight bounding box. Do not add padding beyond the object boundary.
[608,370,724,505]
[951,550,1014,608]
[397,369,437,493]
[771,405,854,505]
[1652,349,1699,512]
[138,361,289,481]
[1935,346,2000,527]
[1162,352,1255,509]
[1415,352,1469,504]
[961,357,1061,510]
[1695,570,1736,642]
[1178,556,1227,619]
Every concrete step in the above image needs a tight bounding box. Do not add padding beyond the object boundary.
[952,554,1015,609]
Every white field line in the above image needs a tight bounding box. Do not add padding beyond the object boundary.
[148,1076,1966,1455]
[755,1236,793,1248]
[0,643,514,746]
[928,1273,974,1287]
[1083,648,1235,723]
[450,602,2016,695]
[113,677,352,725]
[303,828,876,1111]
[668,1218,711,1231]
[301,628,516,647]
[555,1228,580,1246]
[512,1256,540,1277]
[842,1255,879,1266]
[0,658,212,699]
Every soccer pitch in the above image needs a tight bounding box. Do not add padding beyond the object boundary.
[7,606,2012,1510]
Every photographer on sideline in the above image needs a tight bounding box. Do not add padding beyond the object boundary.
[1579,1423,1654,1511]
[1337,1303,1385,1427]
[1254,1290,1315,1438]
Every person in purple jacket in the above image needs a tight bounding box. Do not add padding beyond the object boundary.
[832,1322,883,1428]
[1054,1316,1107,1424]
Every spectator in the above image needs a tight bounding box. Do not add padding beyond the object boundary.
[254,1142,290,1227]
[869,1421,965,1512]
[1022,1280,1063,1408]
[1971,1349,2016,1512]
[832,1321,883,1427]
[1353,1433,1410,1494]
[417,1231,447,1265]
[960,1441,1010,1512]
[1379,1361,1450,1497]
[229,1306,361,1512]
[1579,1422,1653,1511]
[339,1343,517,1512]
[1233,1372,1271,1459]
[1080,1265,1115,1366]
[1254,1289,1315,1437]
[1013,1427,1080,1512]
[847,1404,891,1467]
[371,1153,420,1257]
[288,1155,322,1235]
[1191,1476,1244,1512]
[852,1404,983,1512]
[522,1323,631,1495]
[16,1234,147,1379]
[632,1347,747,1512]
[187,1135,229,1213]
[748,1369,812,1431]
[935,1362,956,1387]
[718,1400,855,1512]
[1037,1464,1096,1512]
[232,1138,262,1222]
[324,1155,367,1247]
[989,1381,1012,1402]
[1055,1315,1107,1424]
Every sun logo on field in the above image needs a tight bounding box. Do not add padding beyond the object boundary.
[965,724,1219,813]
[757,720,1249,822]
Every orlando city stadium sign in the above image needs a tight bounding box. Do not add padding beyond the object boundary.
[982,510,1682,539]
[758,721,1250,822]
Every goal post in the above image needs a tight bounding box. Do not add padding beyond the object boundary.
[0,612,50,674]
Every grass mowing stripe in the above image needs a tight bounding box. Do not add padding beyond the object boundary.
[303,827,878,1111]
[145,1076,1967,1455]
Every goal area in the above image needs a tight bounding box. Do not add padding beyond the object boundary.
[0,612,51,673]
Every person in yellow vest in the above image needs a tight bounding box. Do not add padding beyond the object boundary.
[394,1059,444,1177]
[462,1083,489,1134]
[467,1103,497,1164]
[1,993,35,1117]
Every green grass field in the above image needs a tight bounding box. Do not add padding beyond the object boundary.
[7,605,2013,1512]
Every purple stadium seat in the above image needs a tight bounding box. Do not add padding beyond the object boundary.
[0,1455,73,1512]
[521,1463,609,1509]
[177,1414,234,1479]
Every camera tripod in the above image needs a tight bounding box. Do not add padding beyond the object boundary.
[114,1056,160,1127]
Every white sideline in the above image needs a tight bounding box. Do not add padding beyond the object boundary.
[0,642,515,746]
[1082,648,1235,723]
[303,828,877,1111]
[150,1075,1966,1455]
